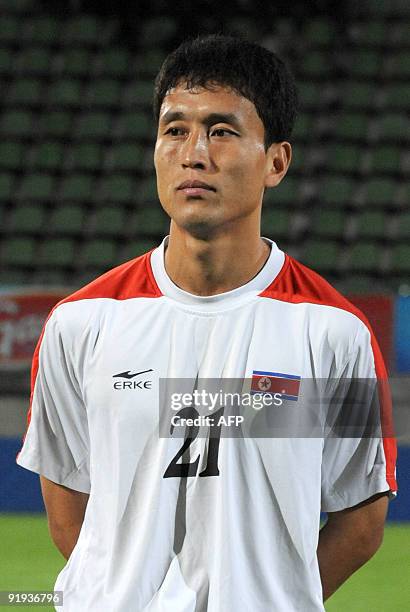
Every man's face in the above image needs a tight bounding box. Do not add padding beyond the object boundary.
[154,83,278,238]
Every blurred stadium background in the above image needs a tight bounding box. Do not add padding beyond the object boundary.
[0,0,409,609]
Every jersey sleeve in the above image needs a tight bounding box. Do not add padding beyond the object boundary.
[321,321,397,512]
[16,308,91,494]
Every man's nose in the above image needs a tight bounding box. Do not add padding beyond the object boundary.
[181,132,210,169]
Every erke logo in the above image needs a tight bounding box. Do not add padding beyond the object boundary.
[113,369,153,390]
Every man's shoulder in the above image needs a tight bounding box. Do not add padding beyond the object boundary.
[261,253,371,333]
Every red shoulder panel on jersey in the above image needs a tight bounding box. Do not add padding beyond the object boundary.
[260,255,398,494]
[22,251,163,442]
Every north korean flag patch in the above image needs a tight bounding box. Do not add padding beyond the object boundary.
[251,370,301,401]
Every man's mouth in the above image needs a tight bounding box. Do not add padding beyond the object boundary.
[177,180,216,195]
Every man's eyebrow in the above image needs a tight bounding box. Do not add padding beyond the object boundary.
[160,110,242,130]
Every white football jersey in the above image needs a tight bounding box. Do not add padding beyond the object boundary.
[17,237,397,612]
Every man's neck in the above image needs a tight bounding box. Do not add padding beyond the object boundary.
[164,224,271,296]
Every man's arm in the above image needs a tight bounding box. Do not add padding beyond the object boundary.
[317,492,389,601]
[40,476,89,560]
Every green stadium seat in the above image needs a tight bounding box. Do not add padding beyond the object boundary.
[351,21,386,45]
[291,114,313,140]
[289,145,304,173]
[0,142,24,170]
[61,49,91,76]
[384,84,410,110]
[49,80,82,107]
[335,114,369,141]
[39,111,72,137]
[116,112,154,139]
[356,212,386,238]
[132,208,169,236]
[342,82,376,109]
[339,275,373,294]
[136,177,158,204]
[63,16,101,45]
[312,210,345,238]
[0,48,12,73]
[301,52,330,78]
[108,143,145,171]
[261,209,290,239]
[396,213,410,240]
[321,177,354,206]
[32,269,68,285]
[388,52,410,77]
[60,175,94,202]
[368,147,401,174]
[124,81,154,108]
[297,83,320,109]
[264,177,298,206]
[348,51,380,78]
[82,239,117,268]
[391,245,410,273]
[0,173,14,201]
[77,112,112,139]
[7,79,42,105]
[134,50,166,76]
[94,206,125,235]
[302,240,339,271]
[99,175,135,203]
[0,269,28,285]
[0,110,33,137]
[140,16,177,46]
[362,179,396,207]
[18,48,50,74]
[69,143,102,171]
[30,142,64,170]
[2,237,36,266]
[25,17,59,44]
[121,240,157,261]
[98,48,131,76]
[50,205,86,235]
[0,16,19,42]
[9,204,46,233]
[349,242,380,272]
[87,80,121,108]
[18,173,54,201]
[303,19,334,45]
[327,145,361,173]
[378,114,409,142]
[38,238,75,268]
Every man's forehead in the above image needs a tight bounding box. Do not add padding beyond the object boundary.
[159,83,258,122]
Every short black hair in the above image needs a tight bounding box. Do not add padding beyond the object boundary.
[153,34,298,149]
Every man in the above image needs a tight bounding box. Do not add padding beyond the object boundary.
[17,35,397,611]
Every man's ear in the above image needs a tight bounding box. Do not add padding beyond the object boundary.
[264,142,292,188]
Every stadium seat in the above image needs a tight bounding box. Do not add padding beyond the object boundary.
[391,245,410,273]
[348,51,380,78]
[116,112,155,139]
[356,211,386,238]
[60,174,94,202]
[134,50,166,76]
[0,173,14,201]
[99,175,135,203]
[264,177,298,206]
[123,81,155,108]
[334,114,369,141]
[60,48,91,76]
[139,16,177,46]
[368,147,401,174]
[63,16,101,46]
[388,51,410,77]
[49,79,83,107]
[107,143,145,171]
[49,205,86,236]
[38,238,75,268]
[302,240,339,271]
[348,242,380,272]
[311,210,345,238]
[303,19,335,46]
[9,204,46,233]
[0,16,19,42]
[86,80,121,108]
[29,142,64,170]
[384,84,410,110]
[342,82,377,109]
[2,237,36,266]
[396,213,410,239]
[39,111,72,137]
[0,48,12,73]
[76,112,112,140]
[18,48,50,74]
[320,177,354,206]
[98,48,131,76]
[18,173,54,201]
[24,16,59,44]
[378,114,408,142]
[362,178,396,207]
[132,208,169,236]
[301,52,331,78]
[68,143,102,171]
[121,240,157,261]
[0,142,24,170]
[7,78,42,106]
[349,21,386,45]
[327,145,361,173]
[261,209,290,239]
[291,114,313,141]
[94,206,126,235]
[136,177,158,204]
[0,110,33,137]
[297,83,321,109]
[82,239,117,268]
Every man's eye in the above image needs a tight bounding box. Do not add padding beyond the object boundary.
[211,128,234,137]
[165,127,183,136]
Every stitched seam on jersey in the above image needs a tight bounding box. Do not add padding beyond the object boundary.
[161,294,260,315]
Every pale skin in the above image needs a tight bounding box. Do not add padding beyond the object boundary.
[41,83,390,601]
